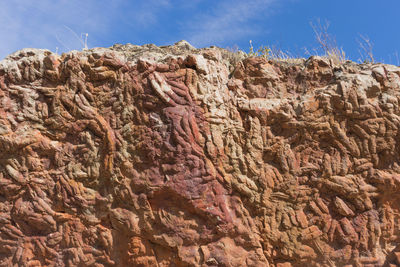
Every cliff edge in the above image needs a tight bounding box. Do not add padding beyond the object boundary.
[0,41,400,266]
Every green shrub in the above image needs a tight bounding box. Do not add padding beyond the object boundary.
[248,40,270,58]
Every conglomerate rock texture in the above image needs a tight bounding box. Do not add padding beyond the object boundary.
[0,41,400,267]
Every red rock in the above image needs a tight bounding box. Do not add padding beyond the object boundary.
[395,252,400,264]
[301,225,323,241]
[296,209,309,228]
[0,43,399,266]
[334,196,355,217]
[276,262,292,267]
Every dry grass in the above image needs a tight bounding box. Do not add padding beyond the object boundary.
[357,34,374,63]
[224,45,247,69]
[230,19,381,66]
[247,40,270,58]
[268,45,297,60]
[243,20,347,63]
[310,19,346,63]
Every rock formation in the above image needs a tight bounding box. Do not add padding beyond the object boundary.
[0,41,400,266]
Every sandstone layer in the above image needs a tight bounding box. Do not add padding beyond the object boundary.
[0,41,400,266]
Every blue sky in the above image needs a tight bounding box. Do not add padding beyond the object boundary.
[1,0,399,64]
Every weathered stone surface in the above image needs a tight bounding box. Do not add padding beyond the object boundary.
[0,43,400,266]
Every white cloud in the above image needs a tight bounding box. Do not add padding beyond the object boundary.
[0,0,285,59]
[183,0,278,47]
[0,0,169,59]
[0,1,105,57]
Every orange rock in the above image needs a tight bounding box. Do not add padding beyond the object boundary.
[276,262,292,267]
[395,252,400,264]
[334,197,355,217]
[0,45,399,266]
[301,225,323,241]
[296,209,309,228]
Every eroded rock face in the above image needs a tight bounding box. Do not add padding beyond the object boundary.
[0,43,400,266]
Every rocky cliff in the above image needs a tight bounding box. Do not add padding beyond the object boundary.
[0,41,400,266]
